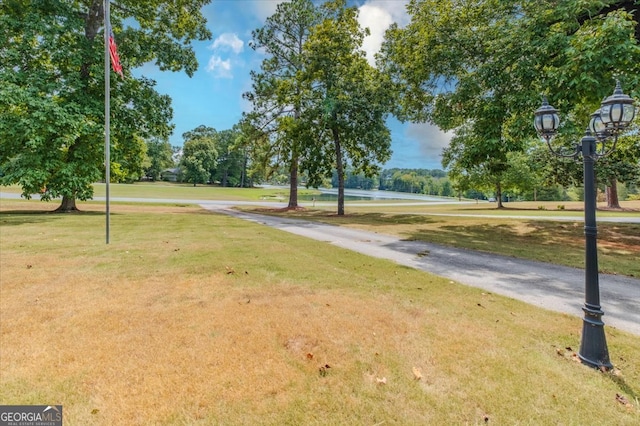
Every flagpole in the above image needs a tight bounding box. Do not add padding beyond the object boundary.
[104,0,111,244]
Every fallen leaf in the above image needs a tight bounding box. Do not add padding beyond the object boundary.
[616,393,632,408]
[412,366,423,381]
[225,266,235,274]
[319,364,331,377]
[306,353,314,360]
[376,377,387,385]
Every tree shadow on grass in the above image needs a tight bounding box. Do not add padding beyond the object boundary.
[606,372,640,409]
[403,220,639,276]
[318,212,439,226]
[407,220,582,246]
[401,220,587,269]
[0,209,104,226]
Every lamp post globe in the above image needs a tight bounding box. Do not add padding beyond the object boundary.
[533,96,560,141]
[589,108,607,139]
[599,81,636,130]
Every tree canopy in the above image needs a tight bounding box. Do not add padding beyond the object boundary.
[180,125,218,186]
[0,0,211,211]
[379,0,640,207]
[300,0,394,215]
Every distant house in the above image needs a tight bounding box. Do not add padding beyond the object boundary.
[160,168,181,182]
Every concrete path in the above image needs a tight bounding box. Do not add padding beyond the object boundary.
[203,206,640,336]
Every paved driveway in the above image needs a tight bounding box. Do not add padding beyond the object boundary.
[205,206,640,336]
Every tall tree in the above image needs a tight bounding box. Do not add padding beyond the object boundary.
[212,127,245,187]
[244,0,322,209]
[180,125,218,186]
[302,0,393,215]
[0,0,211,211]
[144,137,175,181]
[379,0,640,208]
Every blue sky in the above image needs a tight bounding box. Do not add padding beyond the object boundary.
[132,0,451,170]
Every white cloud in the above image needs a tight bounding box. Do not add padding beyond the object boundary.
[249,0,289,21]
[206,56,233,78]
[357,0,410,66]
[206,33,245,78]
[405,122,453,165]
[210,33,244,54]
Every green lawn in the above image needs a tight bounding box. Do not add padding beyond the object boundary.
[1,182,323,202]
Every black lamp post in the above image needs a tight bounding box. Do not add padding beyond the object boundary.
[533,81,636,369]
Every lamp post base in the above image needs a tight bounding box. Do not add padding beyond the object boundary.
[578,304,613,369]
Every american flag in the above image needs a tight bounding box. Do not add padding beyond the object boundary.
[108,24,124,77]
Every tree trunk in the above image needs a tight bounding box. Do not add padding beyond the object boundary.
[288,106,301,209]
[496,181,504,209]
[332,127,345,216]
[288,153,299,209]
[55,195,79,213]
[606,178,621,209]
[241,151,247,188]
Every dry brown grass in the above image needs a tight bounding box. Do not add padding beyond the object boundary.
[1,199,639,425]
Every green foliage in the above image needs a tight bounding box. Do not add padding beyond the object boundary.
[0,0,211,210]
[595,129,640,186]
[179,125,218,186]
[212,127,247,187]
[378,168,452,196]
[330,168,378,190]
[379,0,640,207]
[110,134,147,183]
[144,137,175,180]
